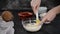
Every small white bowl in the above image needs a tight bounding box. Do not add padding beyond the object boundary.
[22,21,43,32]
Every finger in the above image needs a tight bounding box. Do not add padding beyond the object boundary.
[30,0,33,6]
[32,6,37,14]
[41,17,47,23]
[33,5,39,13]
[36,4,40,11]
[31,0,36,7]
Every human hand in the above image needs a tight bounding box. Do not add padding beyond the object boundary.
[31,0,41,14]
[41,10,57,24]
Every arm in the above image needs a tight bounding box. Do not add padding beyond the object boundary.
[41,5,60,24]
[49,5,60,15]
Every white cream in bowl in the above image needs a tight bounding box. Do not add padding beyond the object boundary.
[22,22,43,32]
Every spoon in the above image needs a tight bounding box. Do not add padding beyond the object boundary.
[36,11,40,25]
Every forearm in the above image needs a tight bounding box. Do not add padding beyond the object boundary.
[49,5,60,15]
[57,5,60,13]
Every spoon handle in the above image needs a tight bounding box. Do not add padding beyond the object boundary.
[36,11,39,20]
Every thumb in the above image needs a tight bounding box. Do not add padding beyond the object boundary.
[32,7,37,14]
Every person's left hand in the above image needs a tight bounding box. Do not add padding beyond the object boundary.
[41,10,57,24]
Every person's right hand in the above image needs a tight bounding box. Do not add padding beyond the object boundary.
[31,0,41,14]
[40,5,60,24]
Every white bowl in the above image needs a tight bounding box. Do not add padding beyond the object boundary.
[22,22,43,32]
